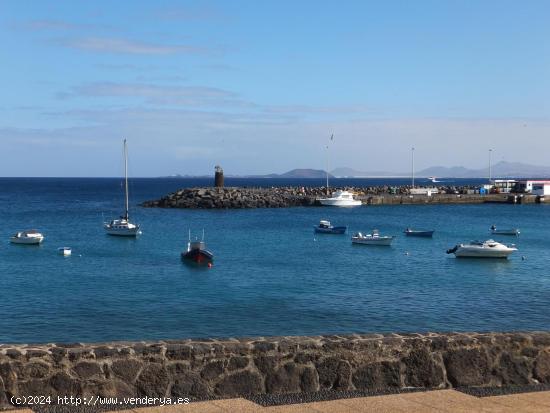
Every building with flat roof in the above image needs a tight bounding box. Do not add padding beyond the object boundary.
[517,180,550,194]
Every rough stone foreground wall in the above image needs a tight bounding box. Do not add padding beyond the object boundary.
[1,332,550,407]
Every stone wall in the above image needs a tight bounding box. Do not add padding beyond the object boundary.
[1,332,550,407]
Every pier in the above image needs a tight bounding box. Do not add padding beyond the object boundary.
[141,186,542,209]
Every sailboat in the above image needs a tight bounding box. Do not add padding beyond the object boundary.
[104,139,141,236]
[318,135,361,207]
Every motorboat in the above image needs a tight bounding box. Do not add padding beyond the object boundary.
[319,191,362,207]
[314,220,347,234]
[57,247,72,256]
[446,240,517,258]
[351,230,395,246]
[404,228,434,237]
[10,230,44,245]
[490,225,520,236]
[181,231,214,265]
[104,139,141,237]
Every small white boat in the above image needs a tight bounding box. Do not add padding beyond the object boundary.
[319,191,362,207]
[10,230,44,245]
[352,230,395,246]
[447,239,517,258]
[490,225,520,236]
[58,247,72,256]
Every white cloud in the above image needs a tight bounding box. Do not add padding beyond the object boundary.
[61,37,207,55]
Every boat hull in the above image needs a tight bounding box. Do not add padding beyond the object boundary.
[405,230,434,237]
[352,237,394,246]
[182,249,214,264]
[454,248,515,258]
[490,229,520,236]
[319,199,362,207]
[314,226,347,234]
[104,225,141,237]
[10,237,43,245]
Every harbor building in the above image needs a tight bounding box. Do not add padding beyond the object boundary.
[517,180,550,195]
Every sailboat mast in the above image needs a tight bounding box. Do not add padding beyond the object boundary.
[124,139,129,220]
[411,146,415,188]
[489,149,493,183]
[326,144,329,196]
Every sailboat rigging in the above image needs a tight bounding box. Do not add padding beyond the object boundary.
[104,139,141,236]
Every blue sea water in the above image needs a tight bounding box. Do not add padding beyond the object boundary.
[0,177,549,343]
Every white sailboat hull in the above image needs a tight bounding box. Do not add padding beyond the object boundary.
[319,198,362,207]
[104,223,141,237]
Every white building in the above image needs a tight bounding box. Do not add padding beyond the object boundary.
[410,187,439,196]
[517,180,550,195]
[492,180,517,194]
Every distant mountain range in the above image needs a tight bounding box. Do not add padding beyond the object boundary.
[254,169,335,179]
[331,161,550,178]
[161,161,550,179]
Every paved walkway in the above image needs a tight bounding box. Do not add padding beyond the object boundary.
[12,389,550,412]
[119,389,550,412]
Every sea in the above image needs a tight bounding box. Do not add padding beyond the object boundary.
[0,177,549,343]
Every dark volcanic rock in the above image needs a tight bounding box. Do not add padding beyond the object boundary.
[215,370,263,397]
[135,364,169,397]
[494,353,531,385]
[534,350,550,383]
[111,359,143,383]
[403,348,444,388]
[316,357,352,390]
[352,361,401,390]
[445,348,491,386]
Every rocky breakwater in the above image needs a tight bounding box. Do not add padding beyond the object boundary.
[141,187,327,209]
[1,332,550,408]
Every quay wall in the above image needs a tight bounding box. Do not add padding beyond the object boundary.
[141,187,541,209]
[1,332,550,407]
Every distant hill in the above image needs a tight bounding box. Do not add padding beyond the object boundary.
[417,162,550,178]
[332,161,550,179]
[276,169,334,179]
[331,167,406,177]
[162,161,550,179]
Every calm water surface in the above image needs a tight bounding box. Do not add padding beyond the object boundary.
[0,178,548,343]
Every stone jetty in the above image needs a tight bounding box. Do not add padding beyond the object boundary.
[141,186,540,209]
[142,187,322,209]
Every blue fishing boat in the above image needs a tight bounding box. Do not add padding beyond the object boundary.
[314,220,347,234]
[404,228,435,237]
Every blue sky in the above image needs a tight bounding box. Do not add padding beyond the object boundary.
[1,0,549,176]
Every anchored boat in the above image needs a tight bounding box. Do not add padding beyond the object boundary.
[104,139,141,237]
[319,191,362,207]
[314,220,347,234]
[490,225,520,236]
[352,230,395,246]
[182,231,214,265]
[446,240,517,258]
[10,230,44,245]
[404,228,435,237]
[57,247,72,256]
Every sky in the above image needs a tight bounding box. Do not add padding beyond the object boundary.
[1,0,549,177]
